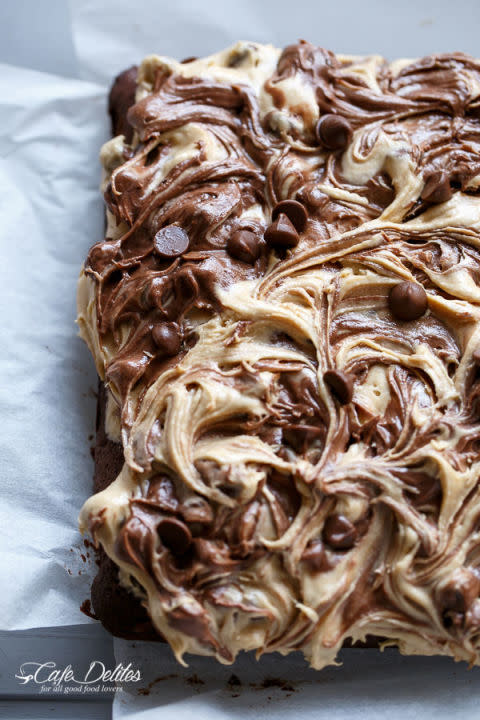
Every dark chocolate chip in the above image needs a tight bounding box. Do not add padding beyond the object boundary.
[388,281,428,321]
[157,517,192,554]
[181,56,198,64]
[154,225,190,258]
[438,570,480,621]
[264,213,299,249]
[323,369,354,405]
[272,199,308,232]
[323,514,357,550]
[302,539,330,572]
[442,610,465,629]
[226,229,260,263]
[152,322,181,356]
[316,114,352,151]
[450,165,470,190]
[421,170,453,205]
[441,587,466,614]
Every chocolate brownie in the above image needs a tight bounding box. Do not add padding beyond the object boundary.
[90,381,157,639]
[78,42,480,669]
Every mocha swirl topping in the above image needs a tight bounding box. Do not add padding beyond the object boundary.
[78,41,480,668]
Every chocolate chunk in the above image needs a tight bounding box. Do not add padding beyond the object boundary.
[264,213,299,249]
[323,369,354,405]
[272,200,308,232]
[388,281,428,321]
[323,514,357,550]
[421,170,453,205]
[316,114,352,151]
[226,229,260,263]
[181,56,198,64]
[152,322,181,356]
[154,225,190,258]
[158,517,192,554]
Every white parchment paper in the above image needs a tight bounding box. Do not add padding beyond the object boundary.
[112,639,480,720]
[0,59,108,630]
[2,0,480,716]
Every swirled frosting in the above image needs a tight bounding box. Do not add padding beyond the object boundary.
[78,41,480,669]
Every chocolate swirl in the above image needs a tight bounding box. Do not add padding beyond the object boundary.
[78,41,480,669]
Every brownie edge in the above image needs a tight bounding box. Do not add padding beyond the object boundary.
[89,382,159,641]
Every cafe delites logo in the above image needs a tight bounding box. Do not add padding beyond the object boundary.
[15,661,141,695]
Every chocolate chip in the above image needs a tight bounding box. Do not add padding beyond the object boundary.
[264,213,299,249]
[442,610,464,629]
[180,56,198,64]
[450,165,470,190]
[441,587,466,614]
[272,200,308,232]
[421,170,453,205]
[152,322,181,356]
[316,114,352,151]
[154,225,190,258]
[323,514,357,550]
[157,517,192,554]
[388,281,428,321]
[302,539,330,572]
[226,229,260,263]
[438,569,480,623]
[323,369,354,405]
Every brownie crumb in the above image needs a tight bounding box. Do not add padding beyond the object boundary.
[186,674,205,686]
[137,673,178,696]
[80,598,97,620]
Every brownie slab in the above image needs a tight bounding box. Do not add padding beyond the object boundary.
[78,42,480,669]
